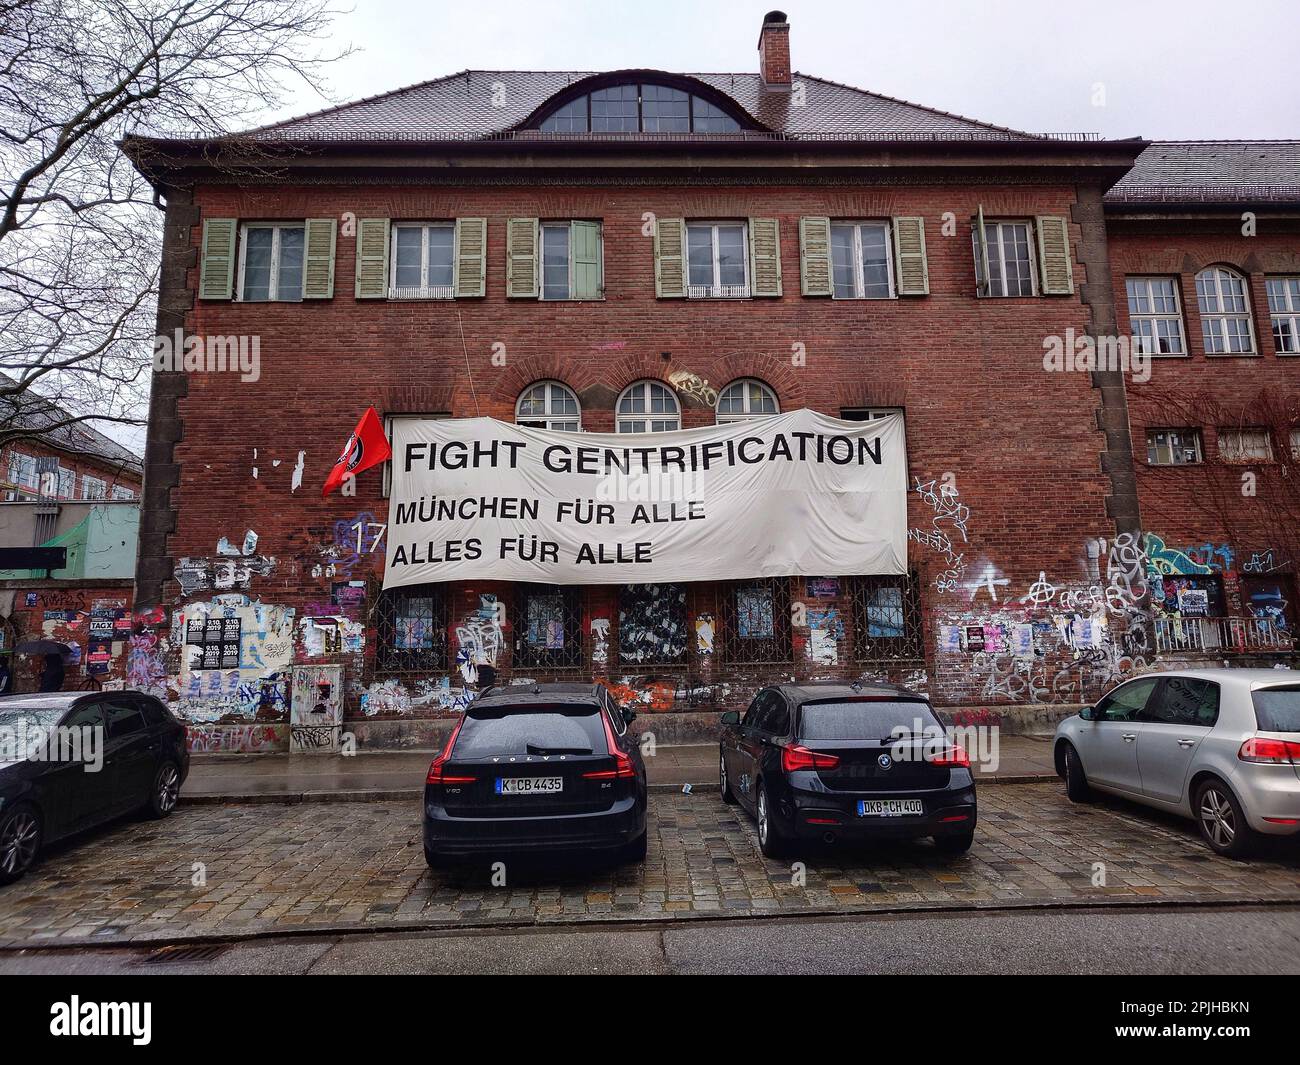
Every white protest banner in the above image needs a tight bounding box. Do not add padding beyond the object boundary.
[382,408,907,588]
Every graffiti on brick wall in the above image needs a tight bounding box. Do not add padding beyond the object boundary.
[805,608,843,666]
[186,723,286,754]
[175,556,276,596]
[358,675,474,716]
[909,477,970,594]
[607,676,732,713]
[454,595,504,685]
[177,598,295,724]
[591,617,610,666]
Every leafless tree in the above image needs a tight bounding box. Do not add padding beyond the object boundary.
[0,0,348,455]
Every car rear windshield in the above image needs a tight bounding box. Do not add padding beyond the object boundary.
[798,699,941,741]
[452,704,606,759]
[1252,686,1300,733]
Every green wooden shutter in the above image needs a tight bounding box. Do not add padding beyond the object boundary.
[1035,215,1075,295]
[799,216,832,297]
[653,217,686,298]
[302,218,337,299]
[891,216,929,296]
[571,221,603,300]
[506,217,539,298]
[974,205,991,297]
[453,218,486,297]
[748,217,782,297]
[199,218,237,300]
[354,218,390,299]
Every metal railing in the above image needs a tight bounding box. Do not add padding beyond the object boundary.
[1153,616,1296,655]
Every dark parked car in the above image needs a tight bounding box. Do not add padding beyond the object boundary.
[423,683,647,866]
[719,681,977,857]
[0,691,189,884]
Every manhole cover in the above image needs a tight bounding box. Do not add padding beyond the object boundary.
[140,943,230,965]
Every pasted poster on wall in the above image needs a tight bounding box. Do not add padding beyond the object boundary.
[384,409,907,586]
[290,663,343,753]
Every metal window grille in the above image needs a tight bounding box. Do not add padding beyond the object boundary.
[720,578,792,664]
[514,584,585,671]
[850,574,924,666]
[617,583,690,667]
[374,584,450,676]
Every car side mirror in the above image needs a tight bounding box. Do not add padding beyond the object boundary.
[622,707,636,726]
[1080,705,1095,721]
[720,710,740,726]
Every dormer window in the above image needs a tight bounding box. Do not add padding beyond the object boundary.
[537,82,742,134]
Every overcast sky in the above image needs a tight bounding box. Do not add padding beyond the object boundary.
[276,0,1300,139]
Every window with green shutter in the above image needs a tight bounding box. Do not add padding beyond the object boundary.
[506,217,540,298]
[302,218,337,299]
[453,218,487,297]
[538,220,604,300]
[1035,215,1074,296]
[748,217,782,297]
[891,216,929,296]
[354,218,390,300]
[654,217,686,299]
[199,218,238,300]
[798,216,833,297]
[238,223,305,302]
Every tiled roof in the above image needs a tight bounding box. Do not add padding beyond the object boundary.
[0,375,143,472]
[245,69,1045,143]
[1106,141,1300,204]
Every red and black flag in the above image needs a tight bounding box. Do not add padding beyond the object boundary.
[322,407,391,497]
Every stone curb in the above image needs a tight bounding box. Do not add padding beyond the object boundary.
[3,892,1296,954]
[177,774,1060,806]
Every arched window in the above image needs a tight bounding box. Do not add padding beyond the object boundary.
[516,381,580,431]
[716,379,779,424]
[1196,266,1256,354]
[616,381,681,433]
[536,82,742,134]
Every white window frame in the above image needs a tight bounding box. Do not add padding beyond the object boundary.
[1195,266,1257,355]
[686,221,750,299]
[6,450,37,493]
[389,222,454,300]
[110,484,135,500]
[56,466,75,499]
[1218,428,1274,464]
[973,219,1037,298]
[1125,276,1187,357]
[237,222,305,302]
[1146,428,1203,466]
[1266,276,1300,355]
[516,381,581,432]
[82,474,107,499]
[830,221,895,300]
[715,379,779,424]
[616,381,681,433]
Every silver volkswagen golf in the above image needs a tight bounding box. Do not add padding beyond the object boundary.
[1053,669,1300,857]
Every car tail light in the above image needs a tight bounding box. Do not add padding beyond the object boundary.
[927,744,971,768]
[583,712,637,780]
[782,745,840,772]
[426,718,476,785]
[1238,737,1300,764]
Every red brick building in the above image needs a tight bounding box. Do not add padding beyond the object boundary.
[121,13,1297,750]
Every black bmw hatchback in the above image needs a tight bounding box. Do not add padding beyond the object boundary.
[719,682,976,858]
[423,683,648,866]
[0,691,190,884]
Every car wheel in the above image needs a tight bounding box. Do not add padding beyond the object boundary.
[1063,743,1093,803]
[933,829,975,856]
[0,804,42,886]
[423,843,445,870]
[622,831,648,864]
[146,760,182,819]
[756,784,787,859]
[719,749,738,804]
[1195,778,1258,858]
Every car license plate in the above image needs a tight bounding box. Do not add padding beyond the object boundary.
[858,799,924,817]
[496,776,563,796]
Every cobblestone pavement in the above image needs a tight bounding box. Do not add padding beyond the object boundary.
[2,784,1299,947]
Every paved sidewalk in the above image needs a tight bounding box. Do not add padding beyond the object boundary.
[183,736,1059,804]
[2,784,1298,949]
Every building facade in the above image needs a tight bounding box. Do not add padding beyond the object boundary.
[121,13,1298,751]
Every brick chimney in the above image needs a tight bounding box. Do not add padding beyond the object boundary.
[758,10,791,88]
